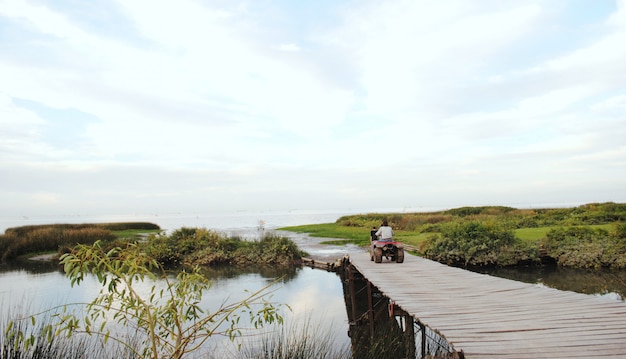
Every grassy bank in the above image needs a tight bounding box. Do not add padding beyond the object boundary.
[143,227,306,267]
[0,222,161,262]
[281,202,626,269]
[1,223,305,268]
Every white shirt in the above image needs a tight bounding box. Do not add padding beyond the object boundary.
[375,226,394,240]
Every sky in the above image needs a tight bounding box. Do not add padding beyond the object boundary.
[1,0,625,218]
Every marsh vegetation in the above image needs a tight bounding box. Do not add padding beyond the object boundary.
[282,202,626,269]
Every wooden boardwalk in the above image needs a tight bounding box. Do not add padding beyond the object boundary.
[349,251,626,358]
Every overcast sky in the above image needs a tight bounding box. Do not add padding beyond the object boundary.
[1,0,625,218]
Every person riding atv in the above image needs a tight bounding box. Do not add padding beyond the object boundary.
[370,221,404,263]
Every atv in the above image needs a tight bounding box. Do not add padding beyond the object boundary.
[370,239,404,263]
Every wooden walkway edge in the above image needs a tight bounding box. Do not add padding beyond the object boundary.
[348,251,626,358]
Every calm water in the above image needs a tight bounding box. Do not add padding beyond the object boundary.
[0,257,351,356]
[0,208,405,235]
[0,209,375,355]
[473,265,626,301]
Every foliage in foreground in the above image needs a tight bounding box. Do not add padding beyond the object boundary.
[235,318,349,359]
[1,310,138,359]
[5,241,286,359]
[3,309,435,359]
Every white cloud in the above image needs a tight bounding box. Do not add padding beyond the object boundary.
[0,0,625,219]
[275,43,301,52]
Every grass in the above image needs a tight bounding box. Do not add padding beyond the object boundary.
[2,309,430,359]
[283,211,622,247]
[14,229,162,261]
[0,223,161,262]
[514,227,553,243]
[281,223,430,248]
[1,310,139,359]
[234,318,349,359]
[281,203,626,268]
[514,224,615,243]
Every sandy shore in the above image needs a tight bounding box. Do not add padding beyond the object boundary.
[28,253,58,261]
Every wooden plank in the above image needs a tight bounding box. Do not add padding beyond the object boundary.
[348,251,626,358]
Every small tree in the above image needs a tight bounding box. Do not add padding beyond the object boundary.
[7,241,285,359]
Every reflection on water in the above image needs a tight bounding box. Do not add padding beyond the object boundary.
[199,263,300,282]
[0,260,351,356]
[473,266,626,300]
[0,256,62,274]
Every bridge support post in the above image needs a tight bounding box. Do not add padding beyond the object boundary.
[404,312,416,358]
[367,281,374,338]
[418,321,426,358]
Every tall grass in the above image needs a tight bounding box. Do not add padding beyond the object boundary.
[1,302,458,359]
[2,311,351,359]
[234,318,349,359]
[0,309,138,359]
[4,222,160,237]
[0,223,160,262]
[0,227,114,262]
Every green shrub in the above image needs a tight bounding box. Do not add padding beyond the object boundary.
[256,234,303,265]
[143,228,303,267]
[421,221,525,266]
[540,224,626,269]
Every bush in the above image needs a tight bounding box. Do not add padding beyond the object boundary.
[540,225,626,269]
[143,228,303,267]
[421,221,528,266]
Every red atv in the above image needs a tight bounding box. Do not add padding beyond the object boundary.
[370,239,404,263]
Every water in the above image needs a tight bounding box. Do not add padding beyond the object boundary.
[0,209,371,356]
[0,207,405,235]
[0,256,351,356]
[473,265,626,301]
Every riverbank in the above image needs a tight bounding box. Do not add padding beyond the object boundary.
[281,202,626,269]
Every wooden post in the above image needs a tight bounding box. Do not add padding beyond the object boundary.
[418,321,426,358]
[367,281,374,339]
[348,265,358,325]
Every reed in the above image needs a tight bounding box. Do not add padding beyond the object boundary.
[0,227,114,262]
[234,317,349,359]
[1,223,160,262]
[0,309,138,359]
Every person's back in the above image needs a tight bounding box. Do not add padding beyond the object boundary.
[375,221,393,240]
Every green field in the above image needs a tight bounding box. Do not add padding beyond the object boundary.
[280,203,626,268]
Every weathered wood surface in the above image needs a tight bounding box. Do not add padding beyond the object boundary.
[349,251,626,358]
